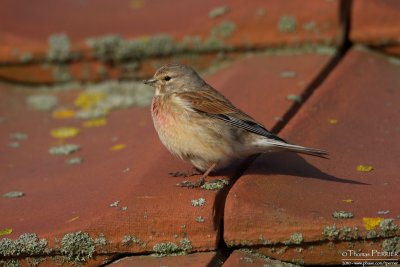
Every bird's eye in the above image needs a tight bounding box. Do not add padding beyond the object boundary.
[164,76,171,81]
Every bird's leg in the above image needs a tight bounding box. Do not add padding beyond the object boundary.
[176,163,217,188]
[169,168,202,178]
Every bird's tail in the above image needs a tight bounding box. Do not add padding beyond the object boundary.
[253,139,328,158]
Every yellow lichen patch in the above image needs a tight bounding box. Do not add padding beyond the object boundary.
[363,217,383,230]
[328,119,338,124]
[130,0,143,9]
[51,127,80,139]
[342,199,354,204]
[0,228,13,237]
[110,144,127,151]
[356,165,373,172]
[74,91,105,109]
[52,109,75,119]
[83,118,107,128]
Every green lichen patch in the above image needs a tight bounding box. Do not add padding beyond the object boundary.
[208,6,230,19]
[48,144,80,155]
[382,237,400,253]
[152,238,192,257]
[278,16,297,33]
[323,224,339,240]
[121,235,141,247]
[323,225,360,241]
[47,33,79,63]
[210,21,236,39]
[200,179,229,190]
[195,216,205,223]
[379,219,399,237]
[60,231,95,265]
[332,211,354,219]
[180,238,192,252]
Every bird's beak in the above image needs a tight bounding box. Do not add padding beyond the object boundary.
[143,78,157,87]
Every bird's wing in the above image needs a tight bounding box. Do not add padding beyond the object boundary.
[177,88,287,143]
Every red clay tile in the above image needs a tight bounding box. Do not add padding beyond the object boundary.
[224,47,400,264]
[109,252,217,267]
[351,0,400,55]
[0,0,341,84]
[0,52,331,265]
[223,250,292,266]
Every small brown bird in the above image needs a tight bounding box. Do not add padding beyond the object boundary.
[144,64,327,187]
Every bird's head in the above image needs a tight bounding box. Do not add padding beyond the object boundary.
[143,64,205,95]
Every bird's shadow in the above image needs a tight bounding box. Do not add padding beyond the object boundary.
[211,151,369,230]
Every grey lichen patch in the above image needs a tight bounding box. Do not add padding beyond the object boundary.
[0,233,49,257]
[377,210,390,215]
[323,224,339,240]
[195,216,205,223]
[61,231,95,265]
[278,15,297,33]
[210,21,236,39]
[26,94,58,111]
[286,94,302,103]
[332,211,354,219]
[291,258,305,265]
[208,6,230,19]
[379,218,399,237]
[0,259,20,267]
[48,144,80,155]
[191,197,206,207]
[288,233,304,245]
[53,65,72,83]
[200,179,229,190]
[382,237,400,253]
[94,234,108,248]
[65,157,83,165]
[47,33,78,62]
[9,132,28,141]
[280,71,297,78]
[109,200,120,207]
[258,234,272,245]
[3,191,25,198]
[8,142,20,148]
[26,257,46,266]
[121,235,142,247]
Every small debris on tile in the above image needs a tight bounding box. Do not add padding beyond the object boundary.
[191,198,206,207]
[26,94,58,111]
[377,210,390,215]
[356,165,373,172]
[110,144,126,151]
[328,119,338,124]
[109,201,120,207]
[65,157,83,165]
[0,228,12,237]
[3,191,25,198]
[201,179,229,190]
[66,216,80,223]
[9,132,28,141]
[274,116,283,122]
[280,71,297,78]
[363,217,383,230]
[122,167,130,173]
[50,127,80,139]
[208,6,230,19]
[195,216,205,223]
[278,15,297,33]
[8,142,20,148]
[52,109,75,119]
[82,118,107,128]
[332,211,354,219]
[342,199,354,203]
[255,8,266,16]
[286,94,302,103]
[49,144,80,155]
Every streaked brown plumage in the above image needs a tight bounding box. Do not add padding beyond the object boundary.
[144,63,328,187]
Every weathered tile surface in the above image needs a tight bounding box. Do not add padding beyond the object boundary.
[0,52,332,265]
[222,250,296,267]
[224,47,400,264]
[351,0,400,55]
